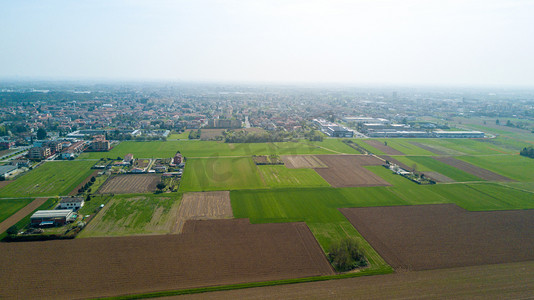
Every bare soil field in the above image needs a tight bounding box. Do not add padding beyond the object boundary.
[340,204,534,271]
[173,191,233,233]
[0,219,333,300]
[433,156,513,181]
[97,174,162,194]
[314,155,390,187]
[281,155,327,168]
[409,142,448,155]
[364,140,404,155]
[200,129,225,140]
[175,260,534,300]
[422,171,454,183]
[69,170,99,196]
[0,198,47,234]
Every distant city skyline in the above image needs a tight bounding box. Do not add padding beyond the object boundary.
[1,0,534,87]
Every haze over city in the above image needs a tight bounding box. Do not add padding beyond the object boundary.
[1,0,534,86]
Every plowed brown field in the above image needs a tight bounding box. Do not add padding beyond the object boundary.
[97,174,161,194]
[281,155,327,168]
[173,191,233,233]
[364,140,404,155]
[433,156,513,181]
[422,171,454,183]
[314,155,389,187]
[0,219,333,300]
[341,204,534,271]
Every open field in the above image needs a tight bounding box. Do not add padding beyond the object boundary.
[200,129,224,140]
[281,155,327,168]
[399,156,482,182]
[180,157,265,192]
[79,193,182,237]
[173,191,232,233]
[0,198,46,234]
[413,138,515,155]
[0,161,95,197]
[176,260,534,300]
[434,156,513,181]
[97,174,162,194]
[0,219,333,299]
[0,198,32,224]
[305,139,361,154]
[314,155,390,187]
[458,154,534,181]
[364,140,404,155]
[341,204,534,270]
[0,181,12,189]
[258,165,330,188]
[168,130,191,140]
[79,140,338,159]
[409,141,448,155]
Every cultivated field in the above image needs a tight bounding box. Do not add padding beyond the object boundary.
[0,181,13,189]
[173,191,232,233]
[78,193,181,237]
[180,157,265,192]
[97,174,162,194]
[79,140,338,159]
[200,129,225,140]
[0,161,95,197]
[409,142,448,155]
[69,169,100,195]
[434,156,513,181]
[363,140,404,155]
[391,156,482,182]
[177,260,534,300]
[0,219,333,299]
[341,204,534,270]
[281,155,327,168]
[314,155,390,187]
[458,154,534,181]
[0,198,33,226]
[0,198,47,234]
[258,165,330,188]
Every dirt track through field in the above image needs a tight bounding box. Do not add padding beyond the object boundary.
[433,156,513,181]
[174,260,534,300]
[409,142,448,155]
[98,174,162,194]
[314,155,390,187]
[281,155,327,168]
[69,170,99,196]
[0,198,47,234]
[341,204,534,271]
[173,191,233,233]
[364,140,404,155]
[0,219,333,299]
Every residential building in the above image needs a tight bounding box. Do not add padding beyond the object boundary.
[59,197,85,210]
[28,146,51,160]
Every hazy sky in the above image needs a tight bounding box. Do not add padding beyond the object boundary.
[1,0,533,86]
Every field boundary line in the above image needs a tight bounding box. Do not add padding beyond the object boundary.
[0,198,47,234]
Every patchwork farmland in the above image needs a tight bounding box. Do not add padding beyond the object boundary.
[173,191,233,233]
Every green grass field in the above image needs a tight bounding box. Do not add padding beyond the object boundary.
[415,139,515,155]
[374,139,436,155]
[168,130,190,139]
[458,154,534,181]
[0,161,95,197]
[180,157,265,192]
[305,139,361,154]
[0,198,33,223]
[258,165,330,188]
[78,193,182,237]
[79,140,338,159]
[398,156,482,182]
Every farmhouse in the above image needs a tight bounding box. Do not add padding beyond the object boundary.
[173,152,182,165]
[123,153,134,164]
[30,210,76,227]
[59,197,85,210]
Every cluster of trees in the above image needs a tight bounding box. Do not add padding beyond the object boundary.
[303,130,324,142]
[520,146,534,159]
[188,129,201,139]
[78,176,96,194]
[224,130,293,143]
[327,238,367,272]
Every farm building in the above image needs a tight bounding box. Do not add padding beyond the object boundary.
[0,165,18,178]
[123,153,134,164]
[30,210,76,227]
[59,197,85,210]
[173,152,182,165]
